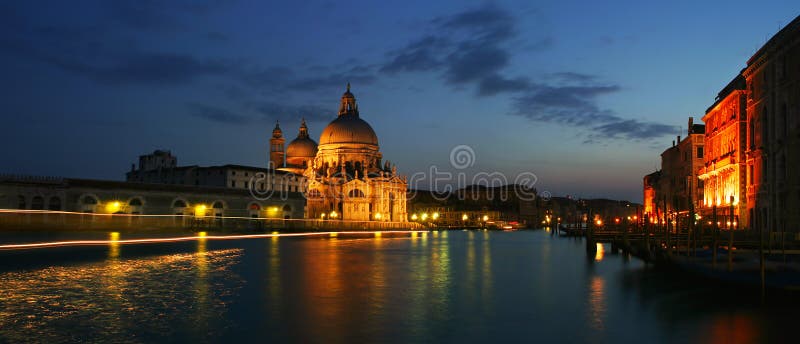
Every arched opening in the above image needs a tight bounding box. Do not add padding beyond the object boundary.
[31,196,44,210]
[212,201,225,218]
[249,203,261,218]
[128,197,144,215]
[172,199,187,208]
[80,195,99,212]
[348,189,365,198]
[48,196,61,211]
[389,193,397,222]
[17,195,26,209]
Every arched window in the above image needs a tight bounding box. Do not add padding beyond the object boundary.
[48,196,61,211]
[17,195,26,209]
[81,195,98,205]
[348,189,365,198]
[129,198,143,206]
[172,199,187,208]
[213,201,224,209]
[282,204,292,212]
[30,196,44,210]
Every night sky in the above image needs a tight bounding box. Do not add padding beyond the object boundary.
[1,1,797,202]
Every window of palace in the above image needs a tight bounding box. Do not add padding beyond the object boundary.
[48,196,61,211]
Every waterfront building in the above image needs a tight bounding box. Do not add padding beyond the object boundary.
[126,157,305,194]
[303,84,408,222]
[0,175,305,219]
[698,75,748,227]
[742,15,800,235]
[643,171,661,223]
[643,14,800,233]
[652,118,705,225]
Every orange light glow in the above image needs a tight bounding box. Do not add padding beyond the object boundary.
[0,230,426,251]
[105,201,122,214]
[594,243,605,261]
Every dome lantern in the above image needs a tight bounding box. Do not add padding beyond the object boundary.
[338,83,359,117]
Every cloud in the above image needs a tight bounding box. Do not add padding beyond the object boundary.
[433,3,514,43]
[380,4,673,142]
[592,119,677,140]
[381,3,541,96]
[478,75,531,96]
[511,82,676,140]
[380,35,449,74]
[187,103,251,124]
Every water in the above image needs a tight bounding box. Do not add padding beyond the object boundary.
[0,230,796,343]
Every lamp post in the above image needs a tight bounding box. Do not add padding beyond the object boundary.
[712,202,718,268]
[728,195,734,272]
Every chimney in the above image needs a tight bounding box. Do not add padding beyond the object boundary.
[131,163,135,172]
[677,135,681,143]
[672,140,675,147]
[688,117,694,134]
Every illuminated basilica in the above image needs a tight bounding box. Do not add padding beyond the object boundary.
[270,84,408,222]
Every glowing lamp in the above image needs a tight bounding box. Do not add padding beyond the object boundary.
[330,211,338,219]
[411,214,418,221]
[482,215,488,222]
[432,212,439,220]
[462,214,468,221]
[375,213,382,220]
[105,201,121,214]
[421,213,428,221]
[194,204,207,217]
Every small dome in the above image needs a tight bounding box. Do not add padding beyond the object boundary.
[287,137,318,158]
[319,116,379,146]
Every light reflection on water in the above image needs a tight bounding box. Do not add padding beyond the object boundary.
[0,230,796,343]
[0,247,243,343]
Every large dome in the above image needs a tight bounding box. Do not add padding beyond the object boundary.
[287,137,318,157]
[319,116,379,146]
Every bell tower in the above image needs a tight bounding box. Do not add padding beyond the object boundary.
[269,121,285,168]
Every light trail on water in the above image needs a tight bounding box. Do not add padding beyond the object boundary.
[0,230,429,251]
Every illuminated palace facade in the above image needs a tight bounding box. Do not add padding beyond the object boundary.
[698,76,747,225]
[646,14,800,232]
[270,85,409,222]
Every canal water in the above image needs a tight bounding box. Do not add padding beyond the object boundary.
[0,230,795,343]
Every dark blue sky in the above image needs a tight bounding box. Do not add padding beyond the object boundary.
[1,0,797,202]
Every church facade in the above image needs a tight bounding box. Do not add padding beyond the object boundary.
[270,85,408,222]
